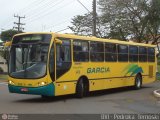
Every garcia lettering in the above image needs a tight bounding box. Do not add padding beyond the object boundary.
[87,67,110,74]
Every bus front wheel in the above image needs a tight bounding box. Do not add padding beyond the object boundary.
[134,74,142,90]
[76,78,86,98]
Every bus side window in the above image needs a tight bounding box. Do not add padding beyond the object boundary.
[90,41,104,62]
[129,46,138,62]
[139,47,147,62]
[73,40,89,62]
[105,43,117,62]
[148,48,155,62]
[118,45,128,62]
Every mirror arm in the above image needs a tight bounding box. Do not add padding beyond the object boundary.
[55,39,62,44]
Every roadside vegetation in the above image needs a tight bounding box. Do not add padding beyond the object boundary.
[0,74,7,81]
[157,57,160,80]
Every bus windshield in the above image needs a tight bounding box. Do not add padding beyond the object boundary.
[9,34,52,79]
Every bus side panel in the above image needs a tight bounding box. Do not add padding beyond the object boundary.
[140,62,156,84]
[54,61,156,96]
[89,63,136,91]
[54,62,137,94]
[54,82,77,96]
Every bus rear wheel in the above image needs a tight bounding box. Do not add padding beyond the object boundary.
[134,74,142,90]
[76,78,88,98]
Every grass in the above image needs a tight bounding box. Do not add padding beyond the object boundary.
[157,75,160,81]
[158,65,160,72]
[157,65,160,81]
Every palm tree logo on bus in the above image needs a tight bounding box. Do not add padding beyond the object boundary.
[123,64,143,76]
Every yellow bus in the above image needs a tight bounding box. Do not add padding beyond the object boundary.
[8,32,156,98]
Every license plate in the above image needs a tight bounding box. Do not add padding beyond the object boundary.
[21,88,28,92]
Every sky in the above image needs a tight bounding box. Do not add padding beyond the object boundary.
[0,0,92,33]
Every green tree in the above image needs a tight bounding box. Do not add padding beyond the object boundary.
[98,0,153,42]
[69,13,93,36]
[70,0,160,43]
[0,29,22,42]
[145,0,160,44]
[69,13,109,38]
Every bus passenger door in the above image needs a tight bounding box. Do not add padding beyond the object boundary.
[56,39,71,80]
[49,43,55,82]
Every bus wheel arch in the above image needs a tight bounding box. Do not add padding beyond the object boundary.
[134,73,142,90]
[76,76,89,98]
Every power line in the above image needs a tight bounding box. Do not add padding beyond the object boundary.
[0,0,43,29]
[24,0,58,21]
[18,0,45,15]
[56,27,70,33]
[2,0,91,33]
[76,0,91,13]
[24,0,76,32]
[1,0,92,33]
[44,20,70,31]
[25,0,65,23]
[26,0,74,24]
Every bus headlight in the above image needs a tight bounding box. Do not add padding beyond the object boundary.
[9,80,15,85]
[38,82,47,86]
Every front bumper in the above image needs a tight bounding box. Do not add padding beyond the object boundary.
[8,83,55,96]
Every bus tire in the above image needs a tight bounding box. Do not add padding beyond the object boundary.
[76,78,85,98]
[134,74,142,90]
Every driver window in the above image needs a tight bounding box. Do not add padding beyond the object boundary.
[56,40,71,64]
[56,39,71,79]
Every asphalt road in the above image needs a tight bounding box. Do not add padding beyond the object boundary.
[0,81,160,114]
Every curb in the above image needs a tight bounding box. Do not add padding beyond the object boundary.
[153,89,160,98]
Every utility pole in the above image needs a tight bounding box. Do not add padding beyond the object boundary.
[92,0,96,36]
[13,14,25,32]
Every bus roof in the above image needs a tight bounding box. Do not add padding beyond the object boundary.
[13,32,155,47]
[55,33,155,47]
